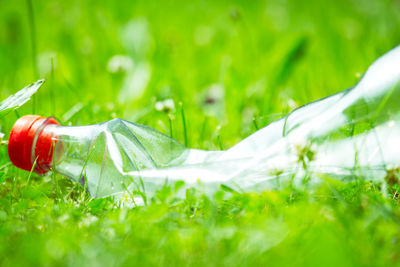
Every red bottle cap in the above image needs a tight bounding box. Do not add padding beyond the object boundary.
[8,115,60,174]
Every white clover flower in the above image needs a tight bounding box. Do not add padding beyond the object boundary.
[107,55,134,73]
[155,99,175,113]
[198,84,226,121]
[0,132,6,145]
[203,84,224,104]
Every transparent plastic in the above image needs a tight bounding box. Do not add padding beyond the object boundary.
[36,45,400,200]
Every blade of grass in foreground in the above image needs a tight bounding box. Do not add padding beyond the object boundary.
[0,79,44,119]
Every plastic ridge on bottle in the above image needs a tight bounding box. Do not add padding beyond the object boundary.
[7,45,400,202]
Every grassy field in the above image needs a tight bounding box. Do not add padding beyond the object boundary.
[1,0,400,266]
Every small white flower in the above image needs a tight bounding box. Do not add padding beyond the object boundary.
[204,84,224,104]
[155,99,175,113]
[198,84,226,120]
[107,55,134,73]
[0,132,6,146]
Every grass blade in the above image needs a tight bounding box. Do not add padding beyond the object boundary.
[0,79,45,119]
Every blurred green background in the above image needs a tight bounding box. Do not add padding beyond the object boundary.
[2,0,400,147]
[1,0,400,266]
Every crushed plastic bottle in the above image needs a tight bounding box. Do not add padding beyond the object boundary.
[7,45,400,201]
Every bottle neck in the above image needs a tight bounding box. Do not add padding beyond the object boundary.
[33,123,101,174]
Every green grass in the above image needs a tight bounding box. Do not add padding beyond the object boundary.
[1,0,400,266]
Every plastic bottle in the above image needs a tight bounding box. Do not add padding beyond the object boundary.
[7,45,400,201]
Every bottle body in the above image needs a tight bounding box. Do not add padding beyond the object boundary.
[45,120,204,197]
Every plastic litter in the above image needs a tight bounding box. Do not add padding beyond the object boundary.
[6,45,400,201]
